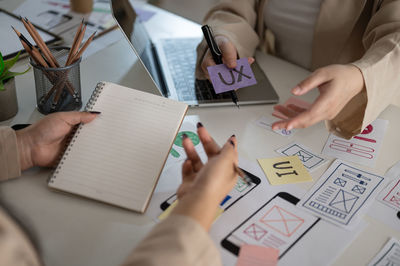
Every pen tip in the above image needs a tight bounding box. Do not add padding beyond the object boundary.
[82,18,84,23]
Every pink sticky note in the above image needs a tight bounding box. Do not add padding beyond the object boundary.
[272,97,312,120]
[236,245,279,266]
[207,58,257,94]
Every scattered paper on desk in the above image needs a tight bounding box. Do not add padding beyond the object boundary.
[378,160,400,211]
[207,58,257,94]
[257,156,312,185]
[276,142,327,172]
[368,238,400,266]
[298,160,385,229]
[322,119,388,167]
[272,97,311,120]
[135,7,156,22]
[255,115,297,137]
[236,245,278,266]
[158,200,223,222]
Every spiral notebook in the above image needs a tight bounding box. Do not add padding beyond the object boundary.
[48,82,188,213]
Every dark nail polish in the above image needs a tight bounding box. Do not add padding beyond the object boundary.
[197,122,203,128]
[182,133,188,139]
[89,111,101,114]
[229,140,235,147]
[231,134,236,138]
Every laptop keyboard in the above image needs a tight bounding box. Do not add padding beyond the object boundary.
[161,38,231,102]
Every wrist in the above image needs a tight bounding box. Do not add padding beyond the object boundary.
[15,130,34,171]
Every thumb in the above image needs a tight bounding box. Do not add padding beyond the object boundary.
[292,68,331,96]
[216,36,238,69]
[60,111,100,125]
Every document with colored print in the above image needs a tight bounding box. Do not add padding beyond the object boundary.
[322,119,388,167]
[298,160,385,229]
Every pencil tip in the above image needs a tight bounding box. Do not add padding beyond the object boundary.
[81,18,84,23]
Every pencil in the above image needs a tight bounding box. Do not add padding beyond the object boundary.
[234,165,252,185]
[66,19,84,66]
[70,31,96,63]
[24,18,60,67]
[93,24,118,40]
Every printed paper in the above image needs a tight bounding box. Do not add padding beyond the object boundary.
[228,197,318,255]
[368,238,400,266]
[299,160,385,228]
[322,119,388,167]
[378,176,400,211]
[158,199,223,221]
[272,97,312,120]
[236,245,278,266]
[207,58,257,94]
[276,142,327,172]
[258,156,312,185]
[255,115,297,137]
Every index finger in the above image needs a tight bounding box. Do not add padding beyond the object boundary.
[197,123,220,157]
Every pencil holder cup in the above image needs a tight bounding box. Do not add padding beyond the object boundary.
[31,47,82,115]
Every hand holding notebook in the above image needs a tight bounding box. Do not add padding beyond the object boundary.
[48,82,188,213]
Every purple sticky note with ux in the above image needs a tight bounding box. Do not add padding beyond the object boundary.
[207,58,257,94]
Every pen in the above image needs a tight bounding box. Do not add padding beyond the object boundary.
[201,25,240,108]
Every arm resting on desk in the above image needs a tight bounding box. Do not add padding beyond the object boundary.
[0,127,21,181]
[122,214,222,266]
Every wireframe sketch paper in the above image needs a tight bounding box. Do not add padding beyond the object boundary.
[272,97,312,120]
[298,160,385,228]
[378,176,400,211]
[258,156,312,185]
[322,119,388,167]
[276,142,327,172]
[368,238,400,266]
[207,58,257,94]
[236,245,278,266]
[255,115,297,137]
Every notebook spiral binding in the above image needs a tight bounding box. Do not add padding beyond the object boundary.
[48,82,105,184]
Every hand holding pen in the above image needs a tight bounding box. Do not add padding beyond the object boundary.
[200,25,255,107]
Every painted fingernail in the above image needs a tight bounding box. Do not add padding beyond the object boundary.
[88,111,101,114]
[293,86,301,94]
[182,133,188,139]
[231,134,236,138]
[229,140,235,147]
[197,122,203,128]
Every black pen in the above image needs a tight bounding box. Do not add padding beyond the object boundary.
[201,25,240,108]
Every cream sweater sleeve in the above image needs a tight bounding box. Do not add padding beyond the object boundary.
[0,127,21,181]
[195,0,260,79]
[122,214,222,266]
[328,0,400,138]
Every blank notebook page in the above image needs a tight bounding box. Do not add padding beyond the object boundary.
[49,82,187,212]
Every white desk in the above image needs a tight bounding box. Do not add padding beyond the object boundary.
[1,2,400,266]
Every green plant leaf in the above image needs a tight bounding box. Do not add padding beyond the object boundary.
[0,67,30,82]
[0,52,4,77]
[3,51,21,74]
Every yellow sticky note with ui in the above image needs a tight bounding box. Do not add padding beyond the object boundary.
[257,156,312,185]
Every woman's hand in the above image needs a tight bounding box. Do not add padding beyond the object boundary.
[272,64,365,131]
[16,111,99,170]
[173,123,238,230]
[201,35,254,79]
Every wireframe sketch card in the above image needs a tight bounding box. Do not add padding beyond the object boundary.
[298,160,385,228]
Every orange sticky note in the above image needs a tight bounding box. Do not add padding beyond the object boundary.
[236,245,279,266]
[272,97,311,120]
[257,156,312,185]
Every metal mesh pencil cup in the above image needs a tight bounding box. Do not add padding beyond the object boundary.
[31,47,82,114]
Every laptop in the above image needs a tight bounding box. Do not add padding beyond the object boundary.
[110,0,279,107]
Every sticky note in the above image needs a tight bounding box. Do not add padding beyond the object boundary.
[272,97,312,120]
[236,244,279,266]
[207,58,257,94]
[158,200,224,222]
[257,156,312,185]
[135,7,156,22]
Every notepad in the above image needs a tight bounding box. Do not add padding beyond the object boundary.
[48,82,188,213]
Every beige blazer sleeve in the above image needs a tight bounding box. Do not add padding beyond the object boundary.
[0,127,21,181]
[122,214,222,266]
[328,0,400,138]
[195,0,261,79]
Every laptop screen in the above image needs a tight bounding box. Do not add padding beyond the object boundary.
[110,0,166,94]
